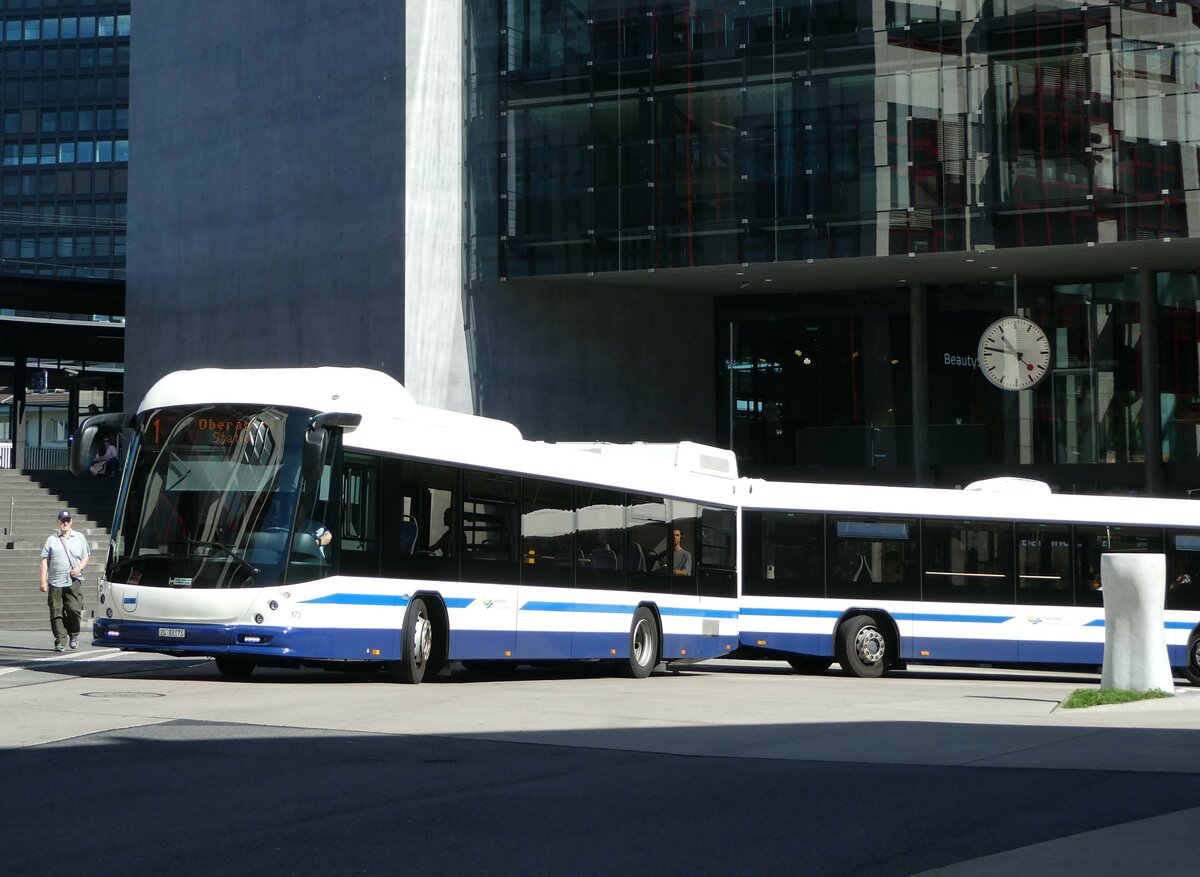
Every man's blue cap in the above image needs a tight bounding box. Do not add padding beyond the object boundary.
[58,510,72,521]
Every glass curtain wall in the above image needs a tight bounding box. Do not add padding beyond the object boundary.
[467,2,1200,281]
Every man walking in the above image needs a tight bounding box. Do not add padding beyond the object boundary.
[39,510,89,652]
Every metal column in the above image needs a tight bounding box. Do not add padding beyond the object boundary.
[1139,269,1163,495]
[910,282,930,485]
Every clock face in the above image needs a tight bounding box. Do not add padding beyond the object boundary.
[977,317,1051,391]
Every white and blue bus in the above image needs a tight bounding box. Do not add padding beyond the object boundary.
[74,367,741,682]
[739,477,1200,685]
[73,367,1200,686]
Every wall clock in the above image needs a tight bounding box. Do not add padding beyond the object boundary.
[977,316,1050,391]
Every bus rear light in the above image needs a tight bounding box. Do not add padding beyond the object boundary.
[920,650,930,656]
[369,648,380,656]
[504,650,512,656]
[756,640,767,646]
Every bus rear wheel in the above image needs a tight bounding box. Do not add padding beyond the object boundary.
[1186,635,1200,686]
[617,607,659,679]
[215,656,256,678]
[392,596,433,684]
[787,655,833,675]
[836,615,889,679]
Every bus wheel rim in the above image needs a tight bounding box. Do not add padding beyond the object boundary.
[412,611,431,665]
[855,627,885,665]
[632,618,651,666]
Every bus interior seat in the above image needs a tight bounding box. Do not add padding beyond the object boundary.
[590,545,618,569]
[246,529,287,565]
[399,516,419,554]
[626,542,646,572]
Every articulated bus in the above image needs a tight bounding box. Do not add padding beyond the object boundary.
[73,367,1200,686]
[74,368,741,682]
[739,477,1200,685]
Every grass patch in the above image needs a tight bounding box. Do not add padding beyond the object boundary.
[1061,687,1173,709]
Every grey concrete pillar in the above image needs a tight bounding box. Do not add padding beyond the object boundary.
[1138,269,1163,495]
[1100,552,1174,693]
[910,282,930,485]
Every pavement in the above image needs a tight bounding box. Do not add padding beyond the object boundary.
[2,626,1199,875]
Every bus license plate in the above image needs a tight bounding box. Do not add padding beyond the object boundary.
[158,627,186,639]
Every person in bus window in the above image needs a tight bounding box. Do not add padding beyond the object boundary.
[429,507,454,556]
[669,528,692,576]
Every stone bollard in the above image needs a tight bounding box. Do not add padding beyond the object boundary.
[1100,553,1174,694]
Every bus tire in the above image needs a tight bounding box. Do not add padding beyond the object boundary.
[787,655,833,675]
[1186,634,1200,687]
[618,606,659,679]
[836,614,888,678]
[215,656,256,678]
[392,596,433,684]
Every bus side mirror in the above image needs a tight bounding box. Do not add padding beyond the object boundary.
[302,429,327,481]
[69,413,126,475]
[303,412,361,480]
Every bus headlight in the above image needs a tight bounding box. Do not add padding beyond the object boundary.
[254,614,264,624]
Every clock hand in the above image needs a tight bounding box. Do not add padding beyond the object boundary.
[999,334,1021,356]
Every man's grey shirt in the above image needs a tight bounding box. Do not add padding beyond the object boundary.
[41,530,90,588]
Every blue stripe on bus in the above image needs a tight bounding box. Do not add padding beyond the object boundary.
[740,607,1013,624]
[1086,619,1194,631]
[519,601,736,619]
[298,593,474,608]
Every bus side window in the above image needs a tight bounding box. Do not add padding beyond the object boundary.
[1168,531,1200,611]
[697,504,736,598]
[743,511,824,598]
[521,478,575,588]
[828,517,918,601]
[461,470,519,585]
[339,455,380,576]
[1016,523,1072,607]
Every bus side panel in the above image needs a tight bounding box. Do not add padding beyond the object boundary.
[910,604,1019,663]
[446,581,517,660]
[1017,609,1104,666]
[736,598,835,656]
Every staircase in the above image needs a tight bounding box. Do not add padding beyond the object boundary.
[0,469,119,630]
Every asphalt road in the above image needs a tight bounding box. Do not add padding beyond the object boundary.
[2,633,1198,876]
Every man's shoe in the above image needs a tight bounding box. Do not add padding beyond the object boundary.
[69,636,79,650]
[54,642,65,652]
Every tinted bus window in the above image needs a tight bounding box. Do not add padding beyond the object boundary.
[629,494,671,594]
[828,516,919,601]
[1016,523,1072,606]
[1166,531,1200,611]
[522,479,574,588]
[461,470,519,585]
[666,498,696,596]
[379,457,459,582]
[577,487,625,592]
[743,511,824,598]
[922,520,1014,605]
[697,505,736,598]
[1073,525,1162,608]
[339,454,379,577]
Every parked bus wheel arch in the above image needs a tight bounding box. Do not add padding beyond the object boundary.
[834,610,899,678]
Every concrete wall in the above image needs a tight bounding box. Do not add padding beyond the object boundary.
[468,278,717,444]
[127,1,468,411]
[404,0,471,413]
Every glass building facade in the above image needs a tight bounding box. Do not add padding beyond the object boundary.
[469,2,1200,493]
[0,0,129,282]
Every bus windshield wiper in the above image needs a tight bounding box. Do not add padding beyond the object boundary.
[200,531,261,580]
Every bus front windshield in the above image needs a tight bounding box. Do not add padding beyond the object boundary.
[108,404,333,589]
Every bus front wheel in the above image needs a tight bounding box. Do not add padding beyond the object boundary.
[618,607,659,679]
[1185,635,1200,686]
[215,656,256,678]
[392,596,433,684]
[836,615,889,679]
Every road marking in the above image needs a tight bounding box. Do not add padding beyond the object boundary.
[0,648,122,676]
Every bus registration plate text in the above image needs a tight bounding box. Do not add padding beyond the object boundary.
[158,628,186,639]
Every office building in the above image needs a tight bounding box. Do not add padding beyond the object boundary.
[0,0,129,468]
[131,2,1200,495]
